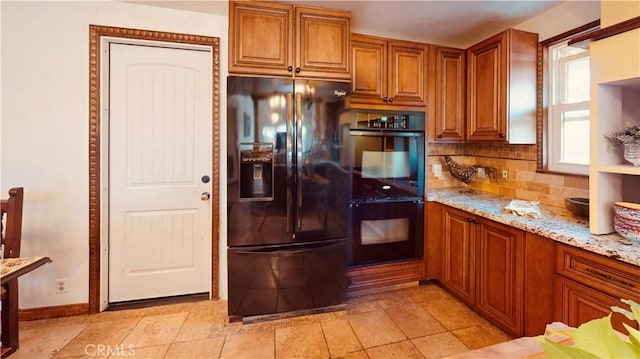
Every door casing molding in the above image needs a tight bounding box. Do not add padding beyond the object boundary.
[88,24,220,314]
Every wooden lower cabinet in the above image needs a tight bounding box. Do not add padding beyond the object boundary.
[439,205,524,336]
[555,275,637,334]
[523,233,556,336]
[555,244,640,334]
[441,206,475,305]
[474,217,523,336]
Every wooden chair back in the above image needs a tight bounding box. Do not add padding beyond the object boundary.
[1,187,24,258]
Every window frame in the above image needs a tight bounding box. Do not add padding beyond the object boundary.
[537,21,600,176]
[548,42,590,174]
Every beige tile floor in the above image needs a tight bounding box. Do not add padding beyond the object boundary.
[14,282,512,358]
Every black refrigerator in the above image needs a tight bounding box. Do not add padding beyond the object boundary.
[226,76,351,322]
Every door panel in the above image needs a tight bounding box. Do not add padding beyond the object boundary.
[441,206,474,304]
[226,77,292,246]
[296,80,351,242]
[108,43,212,302]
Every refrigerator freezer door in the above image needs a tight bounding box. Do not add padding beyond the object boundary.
[227,239,348,321]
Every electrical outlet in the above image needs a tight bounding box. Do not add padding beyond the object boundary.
[502,169,508,179]
[56,278,68,293]
[477,168,486,178]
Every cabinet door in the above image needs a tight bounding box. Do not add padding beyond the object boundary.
[466,31,508,142]
[295,6,351,80]
[555,276,638,335]
[475,218,524,336]
[388,41,427,107]
[434,47,465,142]
[229,1,293,77]
[350,34,387,105]
[441,206,475,305]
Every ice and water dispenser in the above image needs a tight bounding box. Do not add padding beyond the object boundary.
[239,143,274,200]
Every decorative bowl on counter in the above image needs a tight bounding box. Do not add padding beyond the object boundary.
[613,201,640,241]
[565,197,589,219]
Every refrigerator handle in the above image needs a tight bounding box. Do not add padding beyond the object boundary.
[296,92,303,231]
[286,92,293,232]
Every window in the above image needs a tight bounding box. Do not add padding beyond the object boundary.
[547,41,590,175]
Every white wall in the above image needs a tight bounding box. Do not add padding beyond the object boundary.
[515,0,600,40]
[1,0,229,309]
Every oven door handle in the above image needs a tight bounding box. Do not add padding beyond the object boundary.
[349,130,423,137]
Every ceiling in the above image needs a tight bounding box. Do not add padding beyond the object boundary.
[125,0,568,48]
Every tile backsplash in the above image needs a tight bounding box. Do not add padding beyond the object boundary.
[427,143,589,208]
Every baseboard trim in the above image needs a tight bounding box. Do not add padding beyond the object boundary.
[19,303,89,321]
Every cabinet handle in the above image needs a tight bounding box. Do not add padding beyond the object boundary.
[288,66,293,72]
[295,67,301,73]
[437,134,443,139]
[499,133,505,138]
[585,268,635,288]
[388,97,394,103]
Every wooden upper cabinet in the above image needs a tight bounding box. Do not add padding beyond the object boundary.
[466,29,537,143]
[351,34,387,104]
[434,46,466,142]
[295,6,351,80]
[350,34,427,108]
[229,1,351,80]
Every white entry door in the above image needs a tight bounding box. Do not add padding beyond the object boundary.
[108,42,212,303]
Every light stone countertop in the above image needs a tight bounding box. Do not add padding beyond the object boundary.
[427,187,640,267]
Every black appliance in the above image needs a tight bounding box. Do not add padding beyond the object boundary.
[227,76,351,322]
[341,110,425,267]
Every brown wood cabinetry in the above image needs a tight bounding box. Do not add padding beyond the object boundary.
[350,33,427,108]
[523,233,556,336]
[555,244,640,334]
[347,261,425,293]
[433,46,466,142]
[441,206,475,304]
[466,29,537,143]
[439,205,524,336]
[229,0,351,80]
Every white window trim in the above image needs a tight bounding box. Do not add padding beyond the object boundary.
[547,42,590,176]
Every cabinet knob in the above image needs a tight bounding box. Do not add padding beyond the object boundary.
[499,133,505,138]
[295,67,301,73]
[388,97,394,103]
[383,97,388,103]
[287,66,293,72]
[437,134,443,139]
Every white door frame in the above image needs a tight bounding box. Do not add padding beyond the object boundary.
[88,25,221,313]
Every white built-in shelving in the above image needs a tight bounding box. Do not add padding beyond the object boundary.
[589,26,640,234]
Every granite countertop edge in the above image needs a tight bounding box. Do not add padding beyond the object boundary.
[427,187,640,267]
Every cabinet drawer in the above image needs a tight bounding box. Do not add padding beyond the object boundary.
[556,244,640,300]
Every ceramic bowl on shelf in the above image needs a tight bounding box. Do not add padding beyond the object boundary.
[613,201,640,241]
[565,197,589,219]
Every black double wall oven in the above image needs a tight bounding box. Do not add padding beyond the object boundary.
[342,110,425,267]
